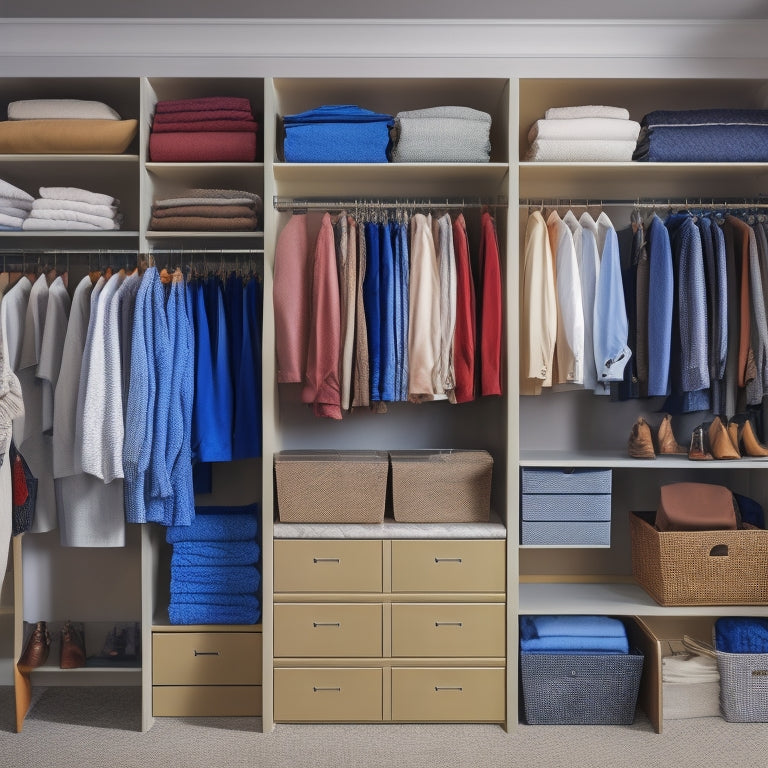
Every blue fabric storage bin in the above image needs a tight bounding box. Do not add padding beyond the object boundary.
[522,520,611,546]
[521,493,611,521]
[521,468,611,495]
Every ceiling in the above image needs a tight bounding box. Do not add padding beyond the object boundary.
[3,0,768,18]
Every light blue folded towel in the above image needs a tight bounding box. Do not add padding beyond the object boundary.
[171,540,261,567]
[520,635,629,654]
[166,508,259,543]
[170,565,260,595]
[522,615,628,640]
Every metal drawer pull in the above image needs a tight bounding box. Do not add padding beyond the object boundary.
[313,622,341,628]
[193,650,220,656]
[435,621,463,627]
[313,686,341,693]
[313,557,341,564]
[434,557,462,563]
[435,686,463,692]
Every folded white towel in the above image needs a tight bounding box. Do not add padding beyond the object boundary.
[153,196,257,209]
[0,204,31,218]
[38,186,118,207]
[662,653,720,684]
[0,212,24,228]
[528,117,641,143]
[8,99,121,121]
[545,105,631,120]
[22,218,110,231]
[525,138,637,162]
[26,207,121,229]
[0,178,34,202]
[0,196,33,211]
[31,197,118,218]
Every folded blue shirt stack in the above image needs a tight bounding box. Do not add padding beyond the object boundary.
[520,615,630,654]
[715,617,768,654]
[283,104,393,163]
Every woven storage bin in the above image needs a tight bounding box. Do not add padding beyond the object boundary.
[629,512,768,606]
[520,651,644,725]
[389,449,493,522]
[274,450,388,523]
[717,650,768,722]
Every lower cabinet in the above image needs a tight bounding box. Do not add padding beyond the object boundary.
[273,536,506,724]
[152,628,262,716]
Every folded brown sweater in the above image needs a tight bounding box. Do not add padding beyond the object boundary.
[149,215,257,231]
[151,204,256,219]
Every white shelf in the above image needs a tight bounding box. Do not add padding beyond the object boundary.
[519,449,768,469]
[0,231,140,238]
[145,231,264,239]
[519,582,768,616]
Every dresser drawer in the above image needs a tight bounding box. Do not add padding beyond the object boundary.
[391,540,505,592]
[274,539,383,592]
[153,685,262,717]
[274,667,383,722]
[274,603,383,657]
[152,631,262,686]
[391,667,505,722]
[391,603,505,657]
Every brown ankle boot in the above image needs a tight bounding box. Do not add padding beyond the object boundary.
[708,416,740,459]
[731,414,768,457]
[60,621,86,669]
[628,417,655,459]
[689,424,713,461]
[657,413,687,455]
[17,621,51,670]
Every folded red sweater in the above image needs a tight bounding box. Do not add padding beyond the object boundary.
[152,119,258,133]
[153,109,254,124]
[149,131,258,162]
[155,96,252,114]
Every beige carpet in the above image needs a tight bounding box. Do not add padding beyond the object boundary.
[1,686,767,768]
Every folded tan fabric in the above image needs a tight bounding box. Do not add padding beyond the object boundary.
[149,215,257,231]
[0,119,137,154]
[150,204,256,219]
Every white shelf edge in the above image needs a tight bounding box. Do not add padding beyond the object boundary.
[0,231,140,238]
[145,231,264,239]
[0,154,139,162]
[519,450,768,468]
[145,162,264,169]
[519,544,611,549]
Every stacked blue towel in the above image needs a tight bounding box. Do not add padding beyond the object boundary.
[716,617,768,654]
[520,615,629,655]
[166,503,261,625]
[633,108,768,162]
[283,104,393,163]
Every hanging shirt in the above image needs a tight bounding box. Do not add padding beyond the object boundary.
[392,220,410,402]
[725,214,754,392]
[452,213,475,403]
[435,213,457,401]
[302,212,342,419]
[379,220,397,402]
[478,211,503,396]
[37,275,71,433]
[363,220,382,401]
[521,211,556,396]
[334,213,356,411]
[572,212,601,392]
[351,216,370,408]
[646,214,674,397]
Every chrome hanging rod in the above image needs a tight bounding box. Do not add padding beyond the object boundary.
[520,197,768,210]
[0,248,263,255]
[273,196,507,212]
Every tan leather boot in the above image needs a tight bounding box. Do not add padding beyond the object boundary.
[628,417,655,459]
[657,413,687,455]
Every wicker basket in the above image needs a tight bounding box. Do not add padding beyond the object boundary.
[629,512,768,606]
[274,450,388,523]
[520,651,644,725]
[389,449,493,522]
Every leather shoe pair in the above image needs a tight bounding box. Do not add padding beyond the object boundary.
[628,414,687,459]
[60,620,86,669]
[17,621,51,670]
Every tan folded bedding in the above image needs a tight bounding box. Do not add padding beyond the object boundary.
[0,119,138,154]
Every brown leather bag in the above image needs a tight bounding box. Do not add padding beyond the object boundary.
[656,482,740,531]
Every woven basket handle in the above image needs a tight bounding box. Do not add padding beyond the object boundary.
[681,634,717,659]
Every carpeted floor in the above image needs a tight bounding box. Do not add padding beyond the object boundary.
[1,686,767,768]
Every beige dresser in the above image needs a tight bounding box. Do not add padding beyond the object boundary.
[273,526,506,723]
[152,626,262,716]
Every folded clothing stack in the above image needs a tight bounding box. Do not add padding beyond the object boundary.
[0,178,34,230]
[715,617,768,653]
[149,96,259,162]
[662,652,720,683]
[165,502,261,625]
[0,98,137,154]
[150,188,263,231]
[520,614,630,654]
[283,104,393,163]
[22,186,122,231]
[525,105,640,162]
[390,105,491,162]
[633,108,768,162]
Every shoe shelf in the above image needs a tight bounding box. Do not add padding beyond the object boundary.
[519,449,768,469]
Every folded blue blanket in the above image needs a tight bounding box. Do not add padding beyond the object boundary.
[171,540,261,567]
[169,597,261,625]
[633,125,768,162]
[641,108,768,127]
[521,615,627,640]
[170,591,261,607]
[716,617,768,654]
[166,510,258,543]
[284,104,392,163]
[170,564,260,595]
[520,635,630,654]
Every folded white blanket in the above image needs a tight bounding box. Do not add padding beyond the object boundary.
[0,178,34,202]
[26,207,121,229]
[0,204,31,218]
[154,196,257,209]
[525,138,637,162]
[38,186,117,207]
[32,197,118,218]
[528,117,641,143]
[545,105,630,120]
[8,99,121,121]
[0,195,33,211]
[22,218,112,231]
[662,653,720,684]
[0,212,24,228]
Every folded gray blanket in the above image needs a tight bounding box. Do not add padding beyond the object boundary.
[391,105,491,162]
[8,98,121,120]
[0,178,34,203]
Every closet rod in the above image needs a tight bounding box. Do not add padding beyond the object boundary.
[0,248,263,255]
[273,196,507,212]
[520,198,768,209]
